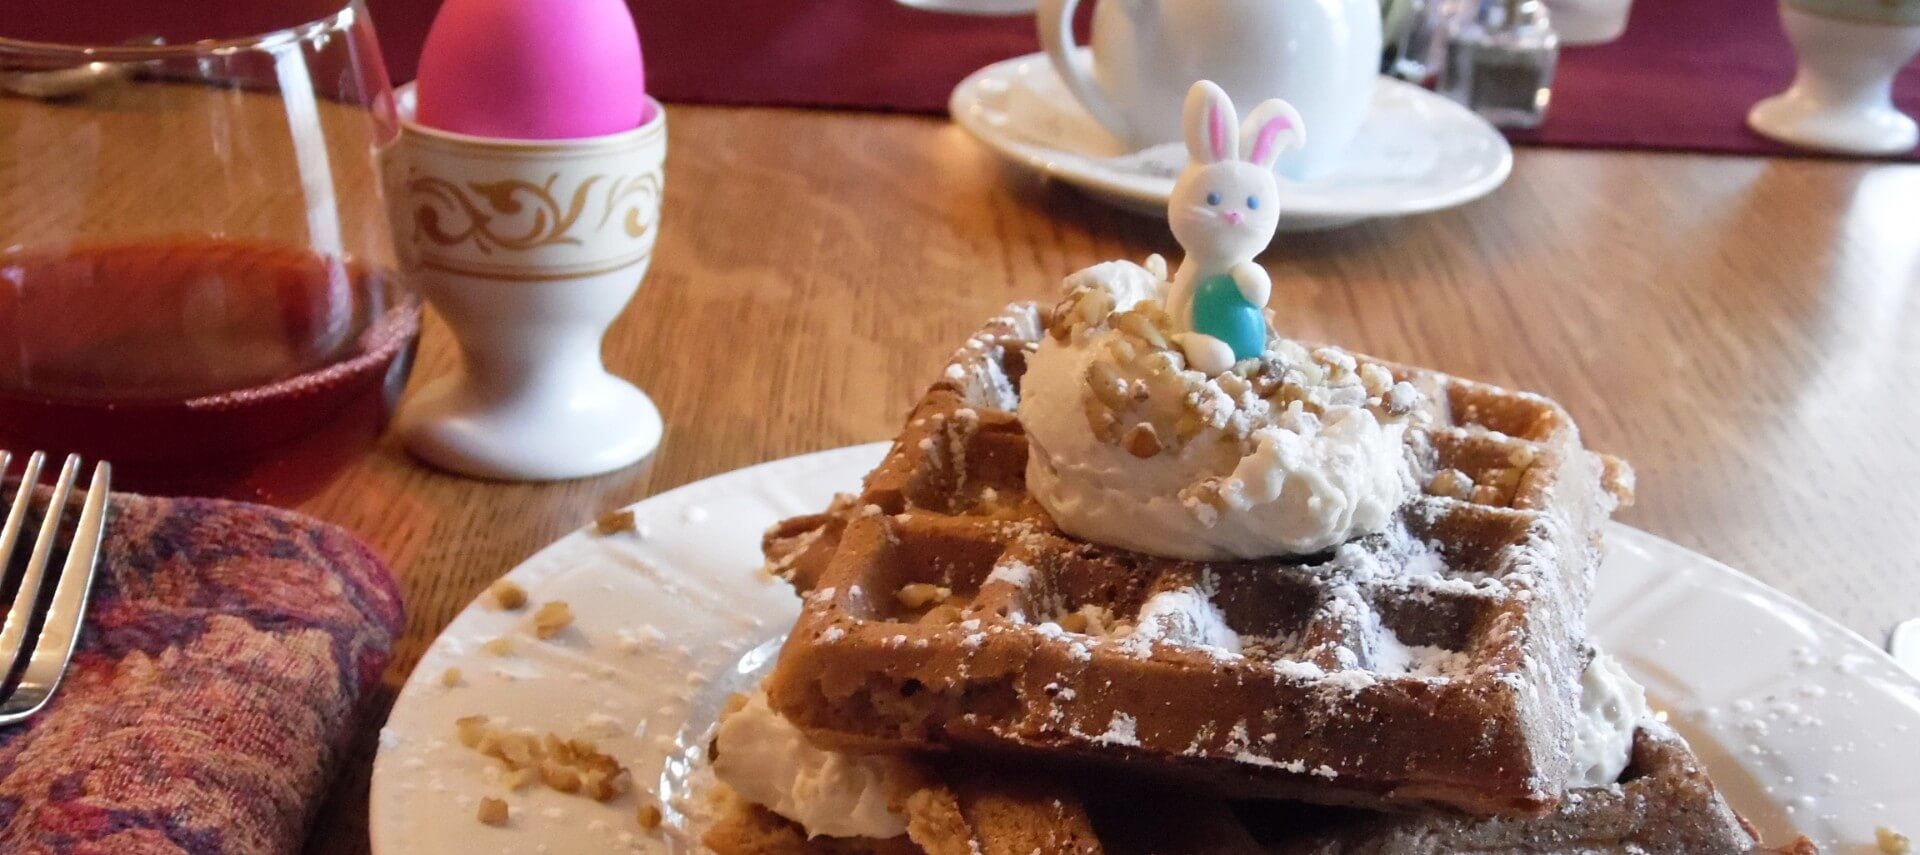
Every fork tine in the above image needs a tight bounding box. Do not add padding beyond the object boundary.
[0,451,41,593]
[0,453,77,682]
[0,461,110,719]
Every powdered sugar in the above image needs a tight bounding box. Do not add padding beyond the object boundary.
[1370,624,1474,679]
[1116,587,1242,660]
[1092,712,1139,746]
[986,560,1035,587]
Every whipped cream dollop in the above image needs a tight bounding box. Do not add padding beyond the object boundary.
[711,688,911,839]
[1568,648,1653,788]
[1019,260,1421,561]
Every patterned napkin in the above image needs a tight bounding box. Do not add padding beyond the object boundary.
[0,493,402,854]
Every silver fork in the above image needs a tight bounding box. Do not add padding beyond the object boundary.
[0,451,111,725]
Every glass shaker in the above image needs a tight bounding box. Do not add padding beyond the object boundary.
[1439,0,1561,128]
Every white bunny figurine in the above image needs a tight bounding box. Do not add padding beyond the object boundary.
[1165,80,1306,377]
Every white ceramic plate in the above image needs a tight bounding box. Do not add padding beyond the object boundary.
[370,443,1918,854]
[949,53,1515,230]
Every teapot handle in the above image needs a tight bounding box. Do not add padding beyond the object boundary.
[1035,0,1134,143]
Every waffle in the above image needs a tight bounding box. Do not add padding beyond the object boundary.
[703,725,1816,855]
[762,303,1632,816]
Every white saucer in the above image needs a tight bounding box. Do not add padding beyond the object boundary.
[949,53,1515,230]
[370,443,1917,854]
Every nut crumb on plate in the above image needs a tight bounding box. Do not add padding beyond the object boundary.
[440,667,463,688]
[540,761,582,793]
[504,766,535,791]
[477,797,509,827]
[596,509,637,535]
[453,715,637,810]
[482,636,513,656]
[638,804,662,830]
[1881,826,1912,854]
[455,715,490,748]
[533,601,575,639]
[489,580,528,610]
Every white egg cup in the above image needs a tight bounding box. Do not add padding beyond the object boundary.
[389,84,665,481]
[1748,1,1920,156]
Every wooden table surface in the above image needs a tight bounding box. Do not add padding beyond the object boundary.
[262,105,1915,852]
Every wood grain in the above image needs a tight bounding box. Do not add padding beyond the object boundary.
[7,93,1918,852]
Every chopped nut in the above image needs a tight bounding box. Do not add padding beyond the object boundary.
[533,601,575,639]
[441,667,463,688]
[544,733,575,765]
[582,768,631,802]
[1381,382,1419,417]
[1358,363,1394,397]
[580,769,611,801]
[482,636,513,656]
[1122,423,1161,459]
[540,760,582,793]
[1136,297,1172,328]
[1113,310,1168,349]
[596,508,637,535]
[477,797,509,827]
[1216,372,1252,400]
[896,583,952,610]
[1880,827,1912,855]
[454,717,632,806]
[503,767,535,791]
[498,731,541,769]
[1081,394,1118,438]
[1507,447,1538,468]
[455,715,490,748]
[1077,288,1115,324]
[489,579,528,610]
[1087,361,1130,410]
[473,730,503,758]
[1057,611,1090,634]
[637,803,663,830]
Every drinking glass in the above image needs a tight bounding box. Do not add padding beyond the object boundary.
[0,1,420,503]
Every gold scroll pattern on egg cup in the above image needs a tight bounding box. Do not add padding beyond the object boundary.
[403,170,660,280]
[405,171,662,281]
[395,107,668,284]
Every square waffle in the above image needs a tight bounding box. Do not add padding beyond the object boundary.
[703,725,1815,854]
[763,303,1634,816]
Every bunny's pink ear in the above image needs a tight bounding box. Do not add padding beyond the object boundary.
[1242,99,1306,170]
[1182,81,1239,165]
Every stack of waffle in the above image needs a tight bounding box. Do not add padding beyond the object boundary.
[707,302,1813,854]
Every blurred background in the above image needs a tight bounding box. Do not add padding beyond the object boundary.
[5,0,1917,159]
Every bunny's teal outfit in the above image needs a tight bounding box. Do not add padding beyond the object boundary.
[1191,273,1266,362]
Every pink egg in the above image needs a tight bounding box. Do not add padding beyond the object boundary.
[415,0,650,140]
